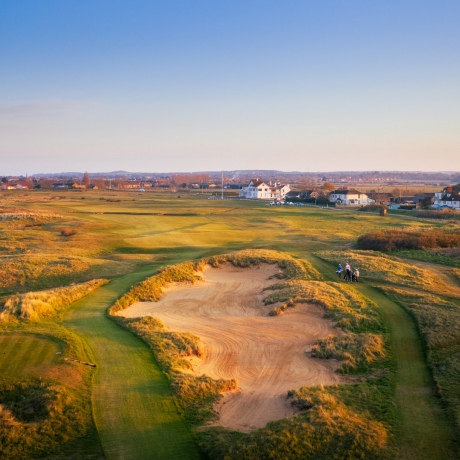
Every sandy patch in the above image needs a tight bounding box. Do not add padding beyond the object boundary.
[118,264,343,432]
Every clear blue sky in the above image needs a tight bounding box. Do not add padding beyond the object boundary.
[1,1,459,174]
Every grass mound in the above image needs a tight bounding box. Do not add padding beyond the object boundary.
[317,250,455,296]
[311,333,386,373]
[110,261,203,313]
[0,378,91,460]
[0,279,107,322]
[264,280,383,333]
[116,315,205,372]
[200,389,388,460]
[0,254,122,295]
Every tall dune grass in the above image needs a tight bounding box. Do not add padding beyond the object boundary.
[0,279,107,322]
[200,389,388,460]
[0,378,92,460]
[264,280,383,334]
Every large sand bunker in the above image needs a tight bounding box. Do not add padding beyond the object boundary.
[118,264,343,432]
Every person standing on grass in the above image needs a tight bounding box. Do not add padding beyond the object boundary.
[345,262,351,282]
[336,263,343,278]
[353,268,360,282]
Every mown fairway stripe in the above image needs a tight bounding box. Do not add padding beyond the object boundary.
[11,337,38,374]
[35,340,52,365]
[358,286,457,460]
[64,270,203,460]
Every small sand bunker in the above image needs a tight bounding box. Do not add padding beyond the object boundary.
[118,264,343,432]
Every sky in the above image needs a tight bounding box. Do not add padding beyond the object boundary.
[1,1,459,175]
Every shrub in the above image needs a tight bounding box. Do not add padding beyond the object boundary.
[357,228,460,252]
[60,228,76,237]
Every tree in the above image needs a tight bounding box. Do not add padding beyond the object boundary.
[322,181,335,193]
[94,177,106,189]
[82,171,90,188]
[420,196,433,209]
[1,177,7,183]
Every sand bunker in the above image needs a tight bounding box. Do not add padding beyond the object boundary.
[118,264,343,432]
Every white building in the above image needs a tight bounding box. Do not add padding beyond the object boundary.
[329,189,373,206]
[434,186,460,210]
[239,179,290,200]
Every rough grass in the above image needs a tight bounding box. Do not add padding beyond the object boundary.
[0,324,103,459]
[0,378,92,460]
[0,254,126,295]
[0,279,107,322]
[316,249,456,296]
[109,261,203,313]
[200,389,389,460]
[264,280,384,333]
[379,286,460,435]
[311,333,386,374]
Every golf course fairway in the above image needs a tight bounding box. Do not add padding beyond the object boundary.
[63,270,203,460]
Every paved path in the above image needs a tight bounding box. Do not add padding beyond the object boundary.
[63,269,202,460]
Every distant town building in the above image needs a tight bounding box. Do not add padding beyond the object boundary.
[239,179,290,200]
[329,189,373,206]
[434,186,460,210]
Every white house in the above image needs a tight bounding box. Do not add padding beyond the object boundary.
[434,186,460,210]
[329,189,373,206]
[239,179,290,200]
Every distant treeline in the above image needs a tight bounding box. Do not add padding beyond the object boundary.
[357,228,460,252]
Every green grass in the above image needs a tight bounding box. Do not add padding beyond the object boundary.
[395,248,460,268]
[0,334,61,378]
[356,285,457,460]
[379,287,460,437]
[63,268,203,460]
[0,324,104,459]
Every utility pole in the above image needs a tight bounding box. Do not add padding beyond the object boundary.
[221,171,224,200]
